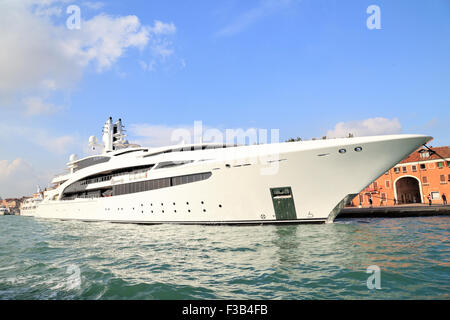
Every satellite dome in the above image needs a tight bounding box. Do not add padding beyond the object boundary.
[89,136,98,145]
[69,154,78,162]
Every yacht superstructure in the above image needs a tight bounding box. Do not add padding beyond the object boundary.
[20,187,43,216]
[30,117,432,224]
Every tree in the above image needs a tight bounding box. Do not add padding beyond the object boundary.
[286,137,302,142]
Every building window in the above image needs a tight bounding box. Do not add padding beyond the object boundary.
[394,167,400,174]
[420,151,430,159]
[420,164,426,170]
[359,194,364,203]
[422,176,428,184]
[385,180,390,188]
[412,165,417,172]
[373,182,378,189]
[437,162,444,169]
[381,193,387,201]
[448,174,450,182]
[447,161,450,167]
[402,166,407,173]
[63,172,212,200]
[431,192,440,200]
[440,175,446,184]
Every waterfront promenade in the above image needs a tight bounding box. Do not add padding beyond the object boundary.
[338,204,450,219]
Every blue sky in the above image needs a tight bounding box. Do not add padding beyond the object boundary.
[0,0,449,197]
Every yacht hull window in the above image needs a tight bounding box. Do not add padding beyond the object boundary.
[113,172,212,196]
[61,172,212,200]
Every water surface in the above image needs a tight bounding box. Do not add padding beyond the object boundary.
[0,215,448,299]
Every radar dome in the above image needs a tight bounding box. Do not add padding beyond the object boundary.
[89,136,98,146]
[69,154,78,162]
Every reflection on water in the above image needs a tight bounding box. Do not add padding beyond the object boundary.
[0,216,449,299]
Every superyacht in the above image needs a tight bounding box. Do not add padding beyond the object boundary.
[30,117,431,224]
[20,187,44,216]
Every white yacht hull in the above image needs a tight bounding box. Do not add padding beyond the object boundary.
[32,134,431,224]
[20,209,37,217]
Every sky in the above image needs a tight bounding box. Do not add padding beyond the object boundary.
[0,0,449,198]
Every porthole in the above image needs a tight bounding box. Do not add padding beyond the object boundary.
[338,148,346,154]
[173,202,176,205]
[201,201,204,204]
[219,204,222,208]
[203,209,206,212]
[174,210,177,213]
[151,210,153,213]
[188,210,191,213]
[162,210,164,213]
[354,146,363,152]
[186,202,189,205]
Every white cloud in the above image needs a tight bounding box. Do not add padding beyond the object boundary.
[0,1,78,98]
[326,117,402,138]
[64,14,151,71]
[0,1,177,113]
[130,123,193,147]
[149,20,176,35]
[216,0,296,37]
[151,40,175,60]
[35,5,63,17]
[1,123,79,155]
[139,60,156,72]
[0,158,52,198]
[22,96,61,116]
[82,1,105,10]
[43,135,77,154]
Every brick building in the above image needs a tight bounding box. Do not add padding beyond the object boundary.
[350,146,450,207]
[0,198,21,211]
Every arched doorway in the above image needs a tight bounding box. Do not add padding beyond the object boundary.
[395,177,422,204]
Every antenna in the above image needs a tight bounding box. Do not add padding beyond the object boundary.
[102,117,114,152]
[422,144,447,162]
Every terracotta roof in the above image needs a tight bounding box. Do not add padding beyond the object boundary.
[399,146,450,164]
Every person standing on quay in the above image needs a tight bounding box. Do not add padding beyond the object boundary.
[443,194,447,205]
[427,194,432,206]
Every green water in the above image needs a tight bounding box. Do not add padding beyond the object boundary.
[0,215,448,299]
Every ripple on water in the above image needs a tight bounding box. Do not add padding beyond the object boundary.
[0,215,449,299]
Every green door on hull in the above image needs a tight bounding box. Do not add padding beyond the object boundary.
[270,187,297,220]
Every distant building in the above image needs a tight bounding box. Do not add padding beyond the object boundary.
[0,198,22,211]
[350,146,450,207]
